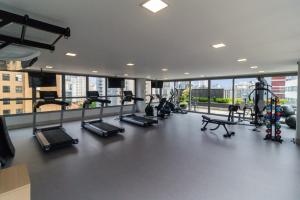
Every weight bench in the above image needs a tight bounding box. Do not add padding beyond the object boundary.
[201,115,237,138]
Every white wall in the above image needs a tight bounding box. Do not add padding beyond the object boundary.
[135,78,146,112]
[5,105,133,130]
[297,62,300,144]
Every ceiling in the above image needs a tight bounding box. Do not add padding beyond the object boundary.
[0,0,300,80]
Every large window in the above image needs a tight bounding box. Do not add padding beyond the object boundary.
[65,75,86,110]
[265,76,298,108]
[191,80,208,113]
[162,82,174,99]
[107,79,135,106]
[210,79,233,115]
[88,77,106,96]
[0,69,136,115]
[175,81,190,110]
[65,75,86,97]
[145,80,152,103]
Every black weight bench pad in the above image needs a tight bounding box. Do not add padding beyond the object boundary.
[201,115,236,138]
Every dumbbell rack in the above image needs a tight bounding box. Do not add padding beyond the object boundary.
[264,97,283,143]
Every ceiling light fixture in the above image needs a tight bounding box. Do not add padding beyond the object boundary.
[142,0,168,13]
[237,58,247,62]
[212,43,226,49]
[124,74,129,76]
[92,70,98,73]
[250,66,258,69]
[126,63,135,66]
[259,70,265,73]
[66,52,77,57]
[161,68,168,72]
[45,65,53,69]
[146,75,151,79]
[184,72,190,75]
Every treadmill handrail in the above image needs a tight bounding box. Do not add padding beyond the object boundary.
[34,100,69,109]
[83,98,111,107]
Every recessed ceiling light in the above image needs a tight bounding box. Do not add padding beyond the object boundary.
[161,68,168,72]
[92,70,98,73]
[200,75,205,77]
[237,58,247,62]
[45,65,53,69]
[66,52,77,57]
[212,43,226,49]
[184,72,190,75]
[142,0,168,13]
[250,66,258,69]
[259,70,265,73]
[124,74,128,76]
[126,63,135,66]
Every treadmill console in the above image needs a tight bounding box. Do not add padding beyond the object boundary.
[40,91,58,100]
[123,91,133,102]
[87,91,100,99]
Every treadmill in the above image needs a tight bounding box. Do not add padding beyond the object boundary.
[120,91,158,126]
[33,91,78,151]
[81,91,125,137]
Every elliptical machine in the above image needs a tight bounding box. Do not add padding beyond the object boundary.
[169,89,188,114]
[145,95,155,117]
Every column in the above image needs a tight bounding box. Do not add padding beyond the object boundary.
[135,78,146,112]
[296,62,300,144]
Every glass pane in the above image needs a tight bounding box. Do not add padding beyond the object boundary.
[234,78,257,118]
[0,100,32,115]
[125,79,135,94]
[107,96,122,106]
[107,79,135,96]
[175,81,190,110]
[265,76,298,108]
[145,81,151,95]
[88,77,106,96]
[65,75,86,97]
[210,79,233,115]
[65,98,85,110]
[162,82,174,99]
[107,88,122,96]
[36,98,63,112]
[0,71,32,99]
[36,75,62,98]
[191,80,208,113]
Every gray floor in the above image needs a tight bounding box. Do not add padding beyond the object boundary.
[8,113,300,200]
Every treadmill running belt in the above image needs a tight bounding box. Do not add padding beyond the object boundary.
[131,115,155,123]
[42,129,74,145]
[91,122,121,132]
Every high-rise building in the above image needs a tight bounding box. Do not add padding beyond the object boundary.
[271,76,286,98]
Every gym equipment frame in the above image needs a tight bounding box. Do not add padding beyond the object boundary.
[0,9,70,51]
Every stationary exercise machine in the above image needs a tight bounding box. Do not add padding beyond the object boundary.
[0,116,15,168]
[120,91,158,126]
[145,95,155,117]
[248,77,270,128]
[82,91,124,137]
[33,91,79,151]
[201,115,236,138]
